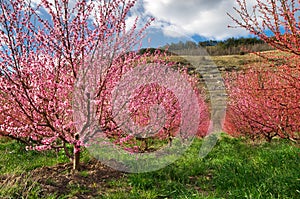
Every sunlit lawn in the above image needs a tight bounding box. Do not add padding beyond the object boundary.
[1,134,299,198]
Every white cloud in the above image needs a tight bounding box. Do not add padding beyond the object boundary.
[33,0,261,41]
[31,0,255,40]
[141,0,258,40]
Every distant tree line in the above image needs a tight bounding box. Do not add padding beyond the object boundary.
[162,37,274,56]
[199,37,264,47]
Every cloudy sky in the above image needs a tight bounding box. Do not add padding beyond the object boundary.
[29,0,261,47]
[126,0,257,47]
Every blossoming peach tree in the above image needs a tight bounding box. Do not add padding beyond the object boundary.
[225,0,300,142]
[0,0,210,170]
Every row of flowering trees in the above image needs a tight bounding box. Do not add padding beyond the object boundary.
[224,0,300,142]
[224,63,300,142]
[0,0,210,170]
[0,0,160,170]
[0,0,299,170]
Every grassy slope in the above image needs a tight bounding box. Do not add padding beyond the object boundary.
[169,51,264,68]
[169,50,294,69]
[1,135,299,198]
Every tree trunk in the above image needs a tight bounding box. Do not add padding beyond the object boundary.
[73,146,80,170]
[168,136,172,147]
[73,133,80,170]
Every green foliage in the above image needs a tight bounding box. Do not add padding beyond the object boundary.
[137,48,172,56]
[165,37,274,56]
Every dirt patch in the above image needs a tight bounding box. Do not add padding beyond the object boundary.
[0,159,127,198]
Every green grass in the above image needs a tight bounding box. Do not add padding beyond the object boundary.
[101,136,300,199]
[1,135,299,198]
[0,138,69,175]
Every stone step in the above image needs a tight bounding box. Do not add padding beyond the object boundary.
[195,64,228,114]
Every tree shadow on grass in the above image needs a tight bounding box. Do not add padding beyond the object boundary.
[0,159,126,198]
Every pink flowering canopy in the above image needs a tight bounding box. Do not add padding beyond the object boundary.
[73,59,211,172]
[0,0,212,170]
[0,0,151,159]
[226,0,300,142]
